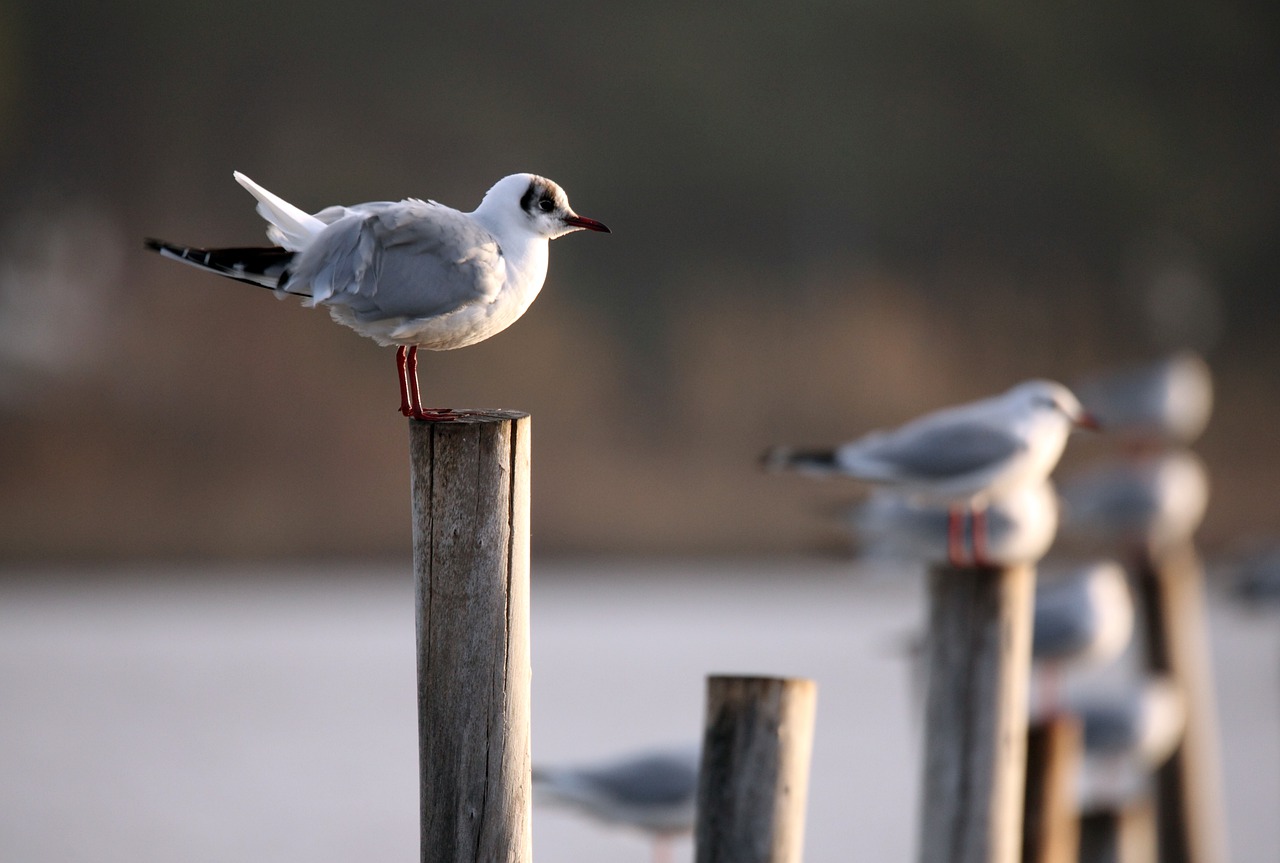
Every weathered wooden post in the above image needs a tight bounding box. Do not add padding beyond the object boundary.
[695,675,818,863]
[1135,542,1227,863]
[409,411,532,863]
[1020,716,1083,863]
[918,563,1036,863]
[1078,801,1158,863]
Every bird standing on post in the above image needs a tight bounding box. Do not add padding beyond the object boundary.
[146,171,610,419]
[764,380,1098,567]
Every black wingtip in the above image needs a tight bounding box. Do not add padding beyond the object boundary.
[143,237,165,252]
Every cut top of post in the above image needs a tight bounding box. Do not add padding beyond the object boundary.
[410,408,530,425]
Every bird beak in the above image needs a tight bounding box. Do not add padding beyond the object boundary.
[562,214,611,233]
[1074,411,1102,431]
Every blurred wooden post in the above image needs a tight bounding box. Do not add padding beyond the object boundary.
[919,564,1035,863]
[1020,716,1082,863]
[695,675,818,863]
[409,411,532,863]
[1078,801,1158,863]
[1136,543,1227,863]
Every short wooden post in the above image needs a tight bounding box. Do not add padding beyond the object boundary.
[1135,543,1227,863]
[1020,716,1083,863]
[1078,801,1158,863]
[409,411,531,863]
[918,564,1036,863]
[695,675,818,863]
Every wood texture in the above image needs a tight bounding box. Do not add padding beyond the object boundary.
[918,564,1035,863]
[1020,716,1082,863]
[1136,543,1227,863]
[409,411,531,863]
[695,675,818,863]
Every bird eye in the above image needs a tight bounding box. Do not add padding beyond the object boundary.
[538,199,555,213]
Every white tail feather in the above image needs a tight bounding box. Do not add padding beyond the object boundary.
[233,171,327,251]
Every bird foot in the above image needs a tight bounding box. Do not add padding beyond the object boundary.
[407,407,466,422]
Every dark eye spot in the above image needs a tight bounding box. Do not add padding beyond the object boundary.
[538,198,555,213]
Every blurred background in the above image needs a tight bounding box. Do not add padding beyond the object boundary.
[3,3,1280,862]
[0,1,1277,560]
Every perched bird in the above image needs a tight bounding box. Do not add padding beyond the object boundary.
[1072,677,1187,812]
[1029,561,1135,717]
[1033,561,1134,670]
[764,380,1097,566]
[1074,352,1213,446]
[533,746,699,863]
[146,171,610,418]
[845,481,1060,568]
[1057,450,1210,557]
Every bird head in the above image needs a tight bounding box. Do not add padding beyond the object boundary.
[478,173,610,240]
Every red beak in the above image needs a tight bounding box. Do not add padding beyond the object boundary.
[1075,411,1102,431]
[563,214,611,233]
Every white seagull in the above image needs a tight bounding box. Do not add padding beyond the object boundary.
[764,380,1098,566]
[146,171,610,418]
[846,481,1061,567]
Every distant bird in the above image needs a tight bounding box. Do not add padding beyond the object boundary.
[1074,352,1213,446]
[146,171,609,418]
[533,746,699,863]
[1057,450,1210,556]
[764,380,1097,566]
[846,481,1060,567]
[1033,561,1134,669]
[1030,561,1135,717]
[1072,677,1187,812]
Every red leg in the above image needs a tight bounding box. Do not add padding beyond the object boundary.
[652,836,674,863]
[396,346,413,416]
[406,345,424,417]
[947,505,967,567]
[972,505,991,568]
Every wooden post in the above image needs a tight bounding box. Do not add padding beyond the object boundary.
[409,411,531,863]
[1020,716,1082,863]
[1135,542,1227,863]
[695,675,818,863]
[1078,801,1158,863]
[918,564,1036,863]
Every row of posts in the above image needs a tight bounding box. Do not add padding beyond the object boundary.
[408,412,1223,862]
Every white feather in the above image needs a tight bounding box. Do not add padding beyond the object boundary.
[232,171,327,251]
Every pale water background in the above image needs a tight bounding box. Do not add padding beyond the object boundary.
[1,559,1276,862]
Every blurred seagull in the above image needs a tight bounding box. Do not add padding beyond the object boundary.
[533,746,699,863]
[1073,677,1187,812]
[146,171,609,418]
[1074,352,1212,446]
[764,380,1097,566]
[1033,561,1133,671]
[1057,450,1209,557]
[1030,561,1135,716]
[846,481,1060,567]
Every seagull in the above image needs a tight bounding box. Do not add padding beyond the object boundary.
[1074,352,1213,446]
[845,481,1060,567]
[1057,450,1209,557]
[532,746,699,863]
[1072,676,1187,812]
[1030,561,1135,717]
[146,171,610,418]
[764,380,1098,567]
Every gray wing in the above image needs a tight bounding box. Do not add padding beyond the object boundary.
[1032,582,1095,659]
[580,753,699,806]
[842,421,1026,481]
[288,199,505,321]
